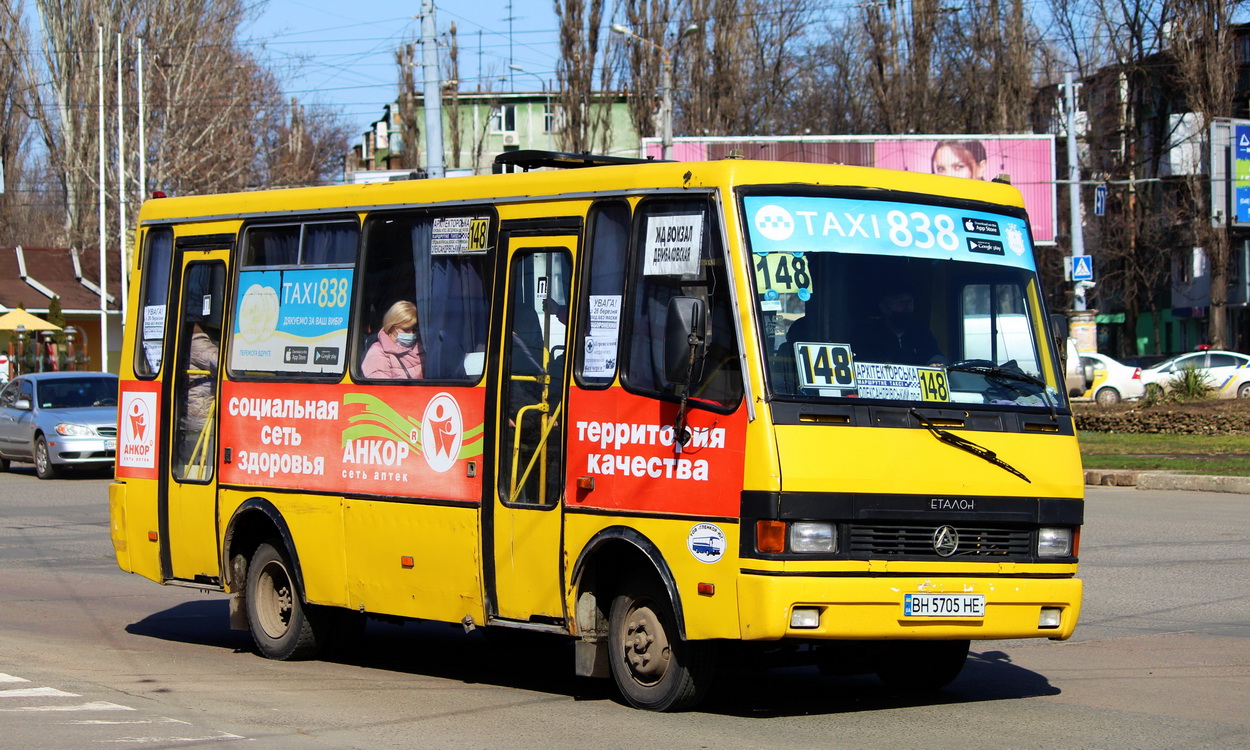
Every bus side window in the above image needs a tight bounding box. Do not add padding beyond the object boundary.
[356,212,492,382]
[134,227,174,377]
[622,198,743,409]
[229,220,358,379]
[574,201,629,387]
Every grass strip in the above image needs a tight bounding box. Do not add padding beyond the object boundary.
[1078,430,1250,476]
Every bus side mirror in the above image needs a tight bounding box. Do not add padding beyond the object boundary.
[664,297,706,385]
[1049,314,1068,355]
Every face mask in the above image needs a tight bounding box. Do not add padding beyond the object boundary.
[395,332,417,348]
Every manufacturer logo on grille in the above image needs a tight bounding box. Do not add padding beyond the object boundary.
[933,525,959,557]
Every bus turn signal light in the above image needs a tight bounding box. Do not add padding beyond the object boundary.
[756,520,786,553]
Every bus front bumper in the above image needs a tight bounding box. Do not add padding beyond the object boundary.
[737,573,1082,641]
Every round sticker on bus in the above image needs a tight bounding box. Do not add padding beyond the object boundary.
[753,205,795,242]
[687,523,726,564]
[421,393,464,473]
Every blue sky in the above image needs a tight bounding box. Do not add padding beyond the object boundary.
[250,0,562,135]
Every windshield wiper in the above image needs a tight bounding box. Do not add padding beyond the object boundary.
[909,409,1031,483]
[946,361,1057,420]
[946,361,1046,388]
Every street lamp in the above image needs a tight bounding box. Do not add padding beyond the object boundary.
[508,64,553,150]
[611,22,699,161]
[40,332,55,373]
[14,324,25,377]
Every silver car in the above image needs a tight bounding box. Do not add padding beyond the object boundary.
[0,372,118,479]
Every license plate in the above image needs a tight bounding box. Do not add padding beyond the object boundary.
[903,593,985,618]
[105,439,116,450]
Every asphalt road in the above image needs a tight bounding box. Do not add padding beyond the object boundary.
[0,467,1247,749]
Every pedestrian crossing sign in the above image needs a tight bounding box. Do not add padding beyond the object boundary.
[1072,255,1094,281]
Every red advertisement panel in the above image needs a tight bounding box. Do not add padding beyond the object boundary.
[117,379,162,480]
[565,388,747,518]
[218,381,485,502]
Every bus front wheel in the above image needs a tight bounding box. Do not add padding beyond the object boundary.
[608,575,714,712]
[874,640,969,692]
[246,541,321,660]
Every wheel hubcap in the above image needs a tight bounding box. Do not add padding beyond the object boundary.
[621,603,671,685]
[256,560,294,639]
[36,442,48,472]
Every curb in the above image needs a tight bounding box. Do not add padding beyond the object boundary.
[1084,469,1250,494]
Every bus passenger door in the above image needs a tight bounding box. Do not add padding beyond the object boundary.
[162,251,228,583]
[489,239,574,623]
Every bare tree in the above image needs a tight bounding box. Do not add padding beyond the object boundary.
[0,0,36,243]
[24,0,109,245]
[444,24,463,169]
[678,0,813,137]
[396,41,422,171]
[555,0,616,153]
[265,97,353,187]
[19,0,349,247]
[618,0,674,145]
[1049,0,1175,356]
[1170,0,1242,348]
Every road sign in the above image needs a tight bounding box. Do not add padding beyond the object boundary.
[1072,255,1094,281]
[1094,185,1106,216]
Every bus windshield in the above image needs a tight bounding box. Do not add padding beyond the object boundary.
[745,193,1061,409]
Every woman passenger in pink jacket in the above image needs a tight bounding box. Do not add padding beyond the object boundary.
[362,301,424,379]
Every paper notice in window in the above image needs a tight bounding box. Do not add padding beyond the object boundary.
[583,294,621,376]
[142,340,163,371]
[643,214,703,276]
[142,304,166,341]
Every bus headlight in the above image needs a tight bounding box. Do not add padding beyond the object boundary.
[1038,527,1073,557]
[790,522,836,553]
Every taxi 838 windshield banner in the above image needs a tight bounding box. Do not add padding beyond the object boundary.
[745,195,1036,272]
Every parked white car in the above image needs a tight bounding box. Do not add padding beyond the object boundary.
[1076,352,1145,405]
[1138,349,1250,399]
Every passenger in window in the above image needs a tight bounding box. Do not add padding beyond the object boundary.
[181,321,219,462]
[363,301,425,379]
[854,287,946,367]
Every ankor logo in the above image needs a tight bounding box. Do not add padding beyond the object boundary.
[421,392,463,473]
[119,392,157,469]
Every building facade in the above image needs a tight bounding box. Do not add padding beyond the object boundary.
[345,92,641,181]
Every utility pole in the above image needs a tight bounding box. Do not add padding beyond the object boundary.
[117,33,128,325]
[420,0,445,178]
[97,24,109,373]
[1063,72,1098,355]
[1065,72,1087,312]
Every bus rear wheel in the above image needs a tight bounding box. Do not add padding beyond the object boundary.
[246,541,321,660]
[608,575,715,712]
[874,640,969,692]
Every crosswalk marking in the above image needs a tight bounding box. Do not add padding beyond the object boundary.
[62,718,191,726]
[99,731,246,743]
[0,687,80,698]
[0,700,134,712]
[0,670,243,742]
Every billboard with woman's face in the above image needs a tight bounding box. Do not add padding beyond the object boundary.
[645,135,1057,243]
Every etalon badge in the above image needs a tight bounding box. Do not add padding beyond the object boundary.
[933,525,959,557]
